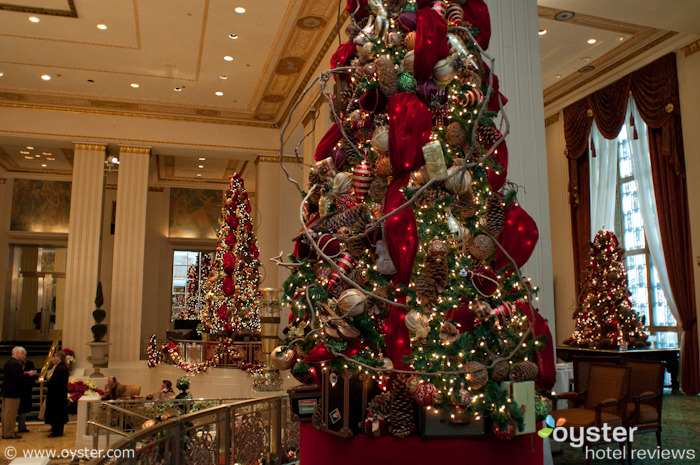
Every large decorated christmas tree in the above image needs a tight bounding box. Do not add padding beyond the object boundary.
[563,229,650,349]
[201,173,262,338]
[275,0,555,439]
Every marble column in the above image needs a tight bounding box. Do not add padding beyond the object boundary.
[110,146,150,362]
[255,156,282,288]
[62,143,106,361]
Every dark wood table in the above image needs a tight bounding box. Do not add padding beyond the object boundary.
[556,345,680,393]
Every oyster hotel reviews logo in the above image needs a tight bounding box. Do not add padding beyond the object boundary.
[539,415,696,461]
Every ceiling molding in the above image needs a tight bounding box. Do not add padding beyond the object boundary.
[0,0,77,18]
[681,39,700,57]
[544,113,560,127]
[73,143,106,152]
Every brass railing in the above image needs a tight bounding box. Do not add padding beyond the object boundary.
[86,395,299,465]
[163,339,264,369]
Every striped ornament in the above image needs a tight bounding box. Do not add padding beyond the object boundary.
[328,252,355,289]
[431,0,448,18]
[446,4,464,26]
[352,160,374,201]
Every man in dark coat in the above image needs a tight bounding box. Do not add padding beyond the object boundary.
[2,346,37,439]
[45,350,69,437]
[18,359,38,432]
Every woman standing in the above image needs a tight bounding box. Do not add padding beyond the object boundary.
[45,350,69,437]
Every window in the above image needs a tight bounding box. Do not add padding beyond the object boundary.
[171,251,214,321]
[614,127,679,348]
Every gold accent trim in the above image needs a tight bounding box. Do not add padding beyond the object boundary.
[0,178,5,184]
[544,113,560,127]
[681,39,700,57]
[543,31,678,108]
[0,129,280,153]
[278,9,350,128]
[73,143,107,152]
[119,146,151,155]
[256,155,301,165]
[0,0,77,17]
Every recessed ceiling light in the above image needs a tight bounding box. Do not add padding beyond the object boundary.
[215,91,224,96]
[198,157,206,161]
[174,87,182,91]
[46,157,55,161]
[219,75,228,80]
[234,7,246,14]
[130,83,140,88]
[224,56,234,62]
[196,173,202,177]
[554,11,574,21]
[26,146,34,150]
[29,16,40,23]
[20,150,29,154]
[616,36,625,42]
[24,156,33,160]
[587,38,597,44]
[555,74,562,79]
[41,164,47,168]
[42,152,51,155]
[198,165,204,168]
[97,24,108,30]
[41,74,51,81]
[34,154,40,158]
[578,65,595,73]
[229,34,238,39]
[538,29,547,36]
[0,72,4,77]
[581,56,591,63]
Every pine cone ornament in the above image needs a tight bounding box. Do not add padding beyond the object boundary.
[452,190,478,218]
[369,391,392,416]
[346,236,367,259]
[312,396,324,430]
[424,255,448,292]
[348,267,369,286]
[387,0,408,16]
[377,55,399,98]
[477,125,502,146]
[485,196,504,236]
[415,275,437,304]
[510,361,539,382]
[325,204,369,231]
[369,175,389,203]
[308,172,323,204]
[388,375,415,438]
[417,186,450,207]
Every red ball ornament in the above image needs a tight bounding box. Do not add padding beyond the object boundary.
[414,382,439,407]
[222,276,235,297]
[461,268,499,297]
[494,204,539,270]
[226,215,239,230]
[217,303,228,321]
[446,301,477,333]
[293,239,315,260]
[492,418,516,440]
[317,233,342,258]
[224,234,236,247]
[223,252,236,274]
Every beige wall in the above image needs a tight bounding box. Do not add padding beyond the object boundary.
[546,48,700,348]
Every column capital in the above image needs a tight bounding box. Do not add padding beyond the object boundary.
[73,142,107,152]
[255,155,300,165]
[118,145,152,155]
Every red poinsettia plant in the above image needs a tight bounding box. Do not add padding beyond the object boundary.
[67,379,104,404]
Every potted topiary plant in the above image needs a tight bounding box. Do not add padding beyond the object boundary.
[87,282,110,377]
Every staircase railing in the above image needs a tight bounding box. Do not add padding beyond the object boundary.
[86,395,299,465]
[38,331,61,406]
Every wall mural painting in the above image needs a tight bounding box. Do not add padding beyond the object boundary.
[169,188,222,239]
[11,180,72,233]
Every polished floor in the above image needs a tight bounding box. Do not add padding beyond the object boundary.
[0,422,77,465]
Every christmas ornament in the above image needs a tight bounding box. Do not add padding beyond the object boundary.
[353,160,374,201]
[494,204,539,269]
[469,234,495,261]
[369,175,389,202]
[312,157,337,179]
[388,375,415,438]
[359,89,388,114]
[492,418,516,440]
[270,346,295,370]
[446,4,464,26]
[334,193,358,212]
[421,141,448,179]
[427,237,448,257]
[385,31,403,48]
[472,301,492,322]
[317,233,342,258]
[405,310,430,339]
[404,31,416,50]
[376,237,397,275]
[380,357,394,370]
[328,252,355,289]
[331,148,348,171]
[403,50,415,74]
[433,58,456,86]
[462,88,484,107]
[336,288,366,316]
[431,0,447,18]
[445,122,468,147]
[414,382,439,407]
[332,172,353,195]
[490,359,510,382]
[371,126,390,153]
[510,361,539,382]
[375,153,392,176]
[439,321,460,343]
[464,361,488,390]
[377,55,399,98]
[444,165,472,195]
[398,73,418,93]
[397,11,417,31]
[460,267,499,297]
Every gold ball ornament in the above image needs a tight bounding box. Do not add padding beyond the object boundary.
[371,126,390,153]
[469,235,495,260]
[270,346,296,370]
[404,31,416,50]
[403,50,415,75]
[427,237,448,258]
[375,154,392,177]
[336,288,367,316]
[444,165,472,195]
[332,172,353,195]
[433,58,456,86]
[472,301,493,322]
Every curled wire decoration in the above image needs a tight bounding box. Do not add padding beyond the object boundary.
[273,7,542,379]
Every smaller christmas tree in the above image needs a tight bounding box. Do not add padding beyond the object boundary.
[563,230,650,349]
[201,173,262,338]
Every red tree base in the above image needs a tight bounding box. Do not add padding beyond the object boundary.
[300,422,543,465]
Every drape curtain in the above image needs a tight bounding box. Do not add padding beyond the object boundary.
[623,97,679,324]
[563,53,698,395]
[588,122,618,239]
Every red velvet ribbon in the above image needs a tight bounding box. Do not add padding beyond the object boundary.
[481,64,508,113]
[383,93,432,369]
[462,0,491,50]
[331,40,357,83]
[346,0,369,21]
[495,203,539,270]
[314,124,342,161]
[516,302,556,391]
[486,140,508,191]
[414,8,450,82]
